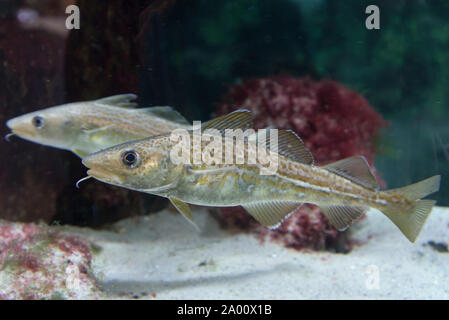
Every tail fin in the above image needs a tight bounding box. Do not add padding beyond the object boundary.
[381,175,440,242]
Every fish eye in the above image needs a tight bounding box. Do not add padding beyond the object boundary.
[121,150,140,168]
[32,116,45,129]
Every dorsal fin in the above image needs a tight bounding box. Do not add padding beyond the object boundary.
[94,94,190,124]
[94,94,138,108]
[254,129,314,165]
[201,109,253,134]
[276,130,314,165]
[324,156,379,190]
[138,106,190,125]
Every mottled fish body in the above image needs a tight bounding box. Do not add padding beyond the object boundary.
[82,110,440,242]
[6,94,190,157]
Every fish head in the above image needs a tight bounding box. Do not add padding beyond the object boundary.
[82,135,181,192]
[6,104,82,150]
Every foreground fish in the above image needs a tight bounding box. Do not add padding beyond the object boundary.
[6,94,190,157]
[81,110,440,242]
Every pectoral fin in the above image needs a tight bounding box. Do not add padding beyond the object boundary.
[82,126,117,146]
[242,201,302,229]
[82,125,113,136]
[169,197,199,231]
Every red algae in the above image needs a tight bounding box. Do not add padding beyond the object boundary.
[58,236,93,264]
[22,254,40,273]
[0,220,100,299]
[217,76,387,252]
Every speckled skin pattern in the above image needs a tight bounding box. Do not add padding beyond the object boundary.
[82,132,408,215]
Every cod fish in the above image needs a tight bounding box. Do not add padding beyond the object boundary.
[6,94,190,157]
[81,110,440,242]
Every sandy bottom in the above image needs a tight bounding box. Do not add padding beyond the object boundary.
[67,206,449,299]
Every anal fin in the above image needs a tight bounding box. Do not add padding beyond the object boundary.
[169,197,199,231]
[320,205,366,230]
[242,201,302,229]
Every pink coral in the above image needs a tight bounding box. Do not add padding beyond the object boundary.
[217,76,387,251]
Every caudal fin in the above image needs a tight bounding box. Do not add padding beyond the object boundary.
[381,175,440,242]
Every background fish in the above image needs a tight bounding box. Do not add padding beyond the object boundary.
[81,110,441,242]
[6,94,190,157]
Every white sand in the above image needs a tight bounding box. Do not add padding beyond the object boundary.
[71,206,449,299]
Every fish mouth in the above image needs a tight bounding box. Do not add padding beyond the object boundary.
[5,128,37,144]
[6,119,22,133]
[5,120,33,139]
[86,169,124,185]
[7,127,27,137]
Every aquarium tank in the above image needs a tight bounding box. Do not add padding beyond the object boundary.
[0,0,447,301]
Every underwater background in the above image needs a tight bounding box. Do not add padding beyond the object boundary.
[0,0,447,232]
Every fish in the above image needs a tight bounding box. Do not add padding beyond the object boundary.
[81,110,441,242]
[6,94,190,157]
